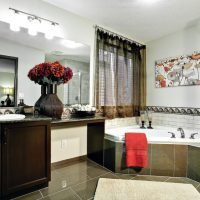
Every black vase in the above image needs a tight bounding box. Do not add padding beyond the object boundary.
[35,84,63,119]
[5,94,12,107]
[35,85,47,109]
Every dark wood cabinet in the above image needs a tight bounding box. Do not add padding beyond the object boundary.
[0,121,51,199]
[87,122,105,165]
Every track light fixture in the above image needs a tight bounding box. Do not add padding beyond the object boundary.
[9,8,59,39]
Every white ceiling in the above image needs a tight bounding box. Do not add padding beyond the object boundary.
[0,21,90,63]
[43,0,200,43]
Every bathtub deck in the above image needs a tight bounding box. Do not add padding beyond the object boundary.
[104,138,200,182]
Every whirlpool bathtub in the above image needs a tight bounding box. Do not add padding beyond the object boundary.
[105,125,200,147]
[104,125,200,181]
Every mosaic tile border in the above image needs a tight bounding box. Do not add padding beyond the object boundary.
[145,106,200,116]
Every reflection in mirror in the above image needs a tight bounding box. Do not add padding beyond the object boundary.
[67,71,90,105]
[45,48,90,105]
[0,20,90,107]
[0,55,17,107]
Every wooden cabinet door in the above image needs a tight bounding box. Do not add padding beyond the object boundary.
[0,125,2,198]
[1,121,50,197]
[87,122,105,165]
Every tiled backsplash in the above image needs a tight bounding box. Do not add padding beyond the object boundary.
[105,112,200,130]
[152,112,200,130]
[105,117,138,129]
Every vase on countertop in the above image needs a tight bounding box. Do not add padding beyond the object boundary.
[35,85,47,109]
[28,61,73,119]
[35,84,63,119]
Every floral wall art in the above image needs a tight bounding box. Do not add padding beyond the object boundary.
[155,52,200,88]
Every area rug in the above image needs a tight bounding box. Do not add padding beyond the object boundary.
[94,178,200,200]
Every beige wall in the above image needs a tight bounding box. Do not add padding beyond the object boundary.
[51,125,87,163]
[146,24,200,107]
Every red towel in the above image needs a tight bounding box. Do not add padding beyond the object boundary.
[125,133,148,168]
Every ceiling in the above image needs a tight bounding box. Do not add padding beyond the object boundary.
[0,21,90,63]
[43,0,200,43]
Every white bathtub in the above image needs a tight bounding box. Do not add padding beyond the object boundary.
[105,125,200,147]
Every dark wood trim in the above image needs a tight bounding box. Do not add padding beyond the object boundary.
[51,155,87,168]
[87,122,105,165]
[46,123,51,182]
[0,54,18,107]
[51,118,105,128]
[1,182,48,200]
[7,178,48,194]
[0,125,1,199]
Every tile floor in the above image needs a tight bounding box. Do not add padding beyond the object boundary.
[14,159,200,200]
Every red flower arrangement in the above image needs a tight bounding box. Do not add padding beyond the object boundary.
[28,61,73,85]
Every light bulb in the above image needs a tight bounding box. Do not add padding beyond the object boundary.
[9,11,21,32]
[62,40,84,48]
[10,23,20,32]
[28,17,40,36]
[28,26,37,36]
[44,23,55,40]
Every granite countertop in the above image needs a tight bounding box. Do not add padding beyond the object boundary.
[0,115,52,123]
[51,115,106,124]
[0,114,105,124]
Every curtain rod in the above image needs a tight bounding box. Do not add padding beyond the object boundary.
[94,25,145,48]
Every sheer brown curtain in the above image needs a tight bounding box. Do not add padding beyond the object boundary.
[95,29,146,119]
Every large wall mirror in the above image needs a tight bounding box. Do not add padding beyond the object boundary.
[0,20,90,107]
[0,55,18,107]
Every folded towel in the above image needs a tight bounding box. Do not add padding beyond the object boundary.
[125,133,148,168]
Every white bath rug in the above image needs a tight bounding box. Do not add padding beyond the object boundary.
[94,178,200,200]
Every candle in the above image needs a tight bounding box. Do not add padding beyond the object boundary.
[140,111,146,121]
[148,116,152,121]
[141,114,145,121]
[147,111,153,121]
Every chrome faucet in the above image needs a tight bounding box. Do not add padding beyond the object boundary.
[190,133,198,139]
[168,132,176,138]
[177,127,185,138]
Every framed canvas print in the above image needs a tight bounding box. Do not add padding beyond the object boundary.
[155,52,200,88]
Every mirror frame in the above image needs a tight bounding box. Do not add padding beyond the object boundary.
[0,54,18,107]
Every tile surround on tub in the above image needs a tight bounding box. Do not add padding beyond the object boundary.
[104,139,190,178]
[105,106,200,129]
[105,113,200,132]
[105,117,138,129]
[188,146,200,182]
[151,112,200,130]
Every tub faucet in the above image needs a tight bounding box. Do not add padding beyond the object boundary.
[177,127,185,138]
[190,133,198,139]
[168,132,176,138]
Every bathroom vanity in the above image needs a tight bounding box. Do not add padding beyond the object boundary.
[0,116,51,200]
[51,116,105,165]
[0,115,105,199]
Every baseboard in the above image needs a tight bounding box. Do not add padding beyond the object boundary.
[51,155,87,167]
